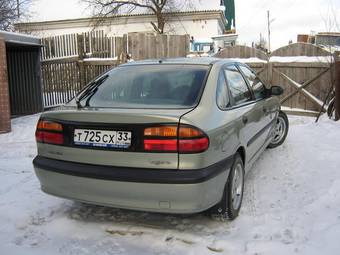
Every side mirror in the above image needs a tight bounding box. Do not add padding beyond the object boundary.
[270,86,284,96]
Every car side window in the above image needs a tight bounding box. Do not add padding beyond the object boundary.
[224,65,252,105]
[239,65,266,100]
[216,70,230,109]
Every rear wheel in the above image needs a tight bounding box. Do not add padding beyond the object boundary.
[209,153,244,220]
[268,111,289,148]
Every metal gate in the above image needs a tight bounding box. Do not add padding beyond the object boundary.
[6,46,43,116]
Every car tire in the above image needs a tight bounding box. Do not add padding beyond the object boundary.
[268,111,289,149]
[208,153,245,221]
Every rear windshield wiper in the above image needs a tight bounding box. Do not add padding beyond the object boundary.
[75,75,109,109]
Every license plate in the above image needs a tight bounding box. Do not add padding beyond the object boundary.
[73,129,132,148]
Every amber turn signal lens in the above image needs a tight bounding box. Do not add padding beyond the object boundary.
[37,120,63,132]
[179,126,204,138]
[144,126,177,137]
[144,125,204,138]
[143,124,209,153]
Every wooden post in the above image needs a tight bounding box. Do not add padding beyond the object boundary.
[117,34,128,64]
[0,36,11,133]
[77,34,86,87]
[267,62,273,86]
[335,51,340,121]
[122,34,128,62]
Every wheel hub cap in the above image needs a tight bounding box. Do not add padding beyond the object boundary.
[272,116,286,145]
[231,163,243,210]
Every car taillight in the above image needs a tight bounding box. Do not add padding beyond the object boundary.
[35,120,64,145]
[178,137,209,153]
[143,125,209,153]
[144,139,177,152]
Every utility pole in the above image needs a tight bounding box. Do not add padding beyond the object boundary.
[267,10,275,53]
[267,11,270,52]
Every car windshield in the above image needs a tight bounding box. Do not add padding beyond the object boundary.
[77,64,210,109]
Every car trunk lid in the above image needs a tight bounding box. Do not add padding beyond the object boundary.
[37,107,192,169]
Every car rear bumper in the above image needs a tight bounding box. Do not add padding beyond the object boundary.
[33,156,232,213]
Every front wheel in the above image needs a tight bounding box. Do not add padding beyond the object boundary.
[209,153,244,220]
[268,111,289,149]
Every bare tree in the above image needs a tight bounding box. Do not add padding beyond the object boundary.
[254,33,268,53]
[82,0,194,34]
[0,0,31,31]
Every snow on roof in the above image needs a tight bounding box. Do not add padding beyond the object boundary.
[16,10,225,26]
[211,34,238,39]
[0,30,41,46]
[0,30,39,39]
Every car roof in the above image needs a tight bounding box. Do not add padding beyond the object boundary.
[120,57,237,66]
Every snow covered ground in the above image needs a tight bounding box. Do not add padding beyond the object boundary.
[1,114,340,255]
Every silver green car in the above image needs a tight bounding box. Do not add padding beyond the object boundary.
[33,58,288,220]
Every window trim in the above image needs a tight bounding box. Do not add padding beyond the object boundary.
[215,69,231,111]
[223,63,256,109]
[237,63,269,102]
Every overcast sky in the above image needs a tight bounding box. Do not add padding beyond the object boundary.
[28,0,340,50]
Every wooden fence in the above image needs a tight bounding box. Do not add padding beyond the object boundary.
[127,32,190,60]
[41,35,333,115]
[41,31,189,107]
[41,30,124,60]
[215,43,335,115]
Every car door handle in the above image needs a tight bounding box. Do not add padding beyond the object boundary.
[242,116,248,124]
[263,107,268,114]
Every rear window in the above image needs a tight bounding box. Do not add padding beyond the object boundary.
[78,64,210,109]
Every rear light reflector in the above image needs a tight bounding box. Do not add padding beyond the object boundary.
[143,124,209,153]
[144,139,177,152]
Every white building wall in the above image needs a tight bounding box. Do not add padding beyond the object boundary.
[164,19,220,39]
[22,15,223,41]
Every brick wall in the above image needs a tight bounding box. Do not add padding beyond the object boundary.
[0,36,11,133]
